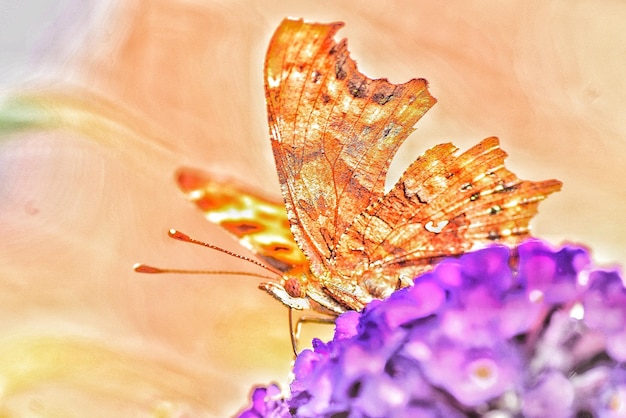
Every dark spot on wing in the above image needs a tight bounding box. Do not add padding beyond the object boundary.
[487,230,501,240]
[372,92,393,105]
[348,78,368,98]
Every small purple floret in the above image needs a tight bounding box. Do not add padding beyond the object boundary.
[238,384,290,418]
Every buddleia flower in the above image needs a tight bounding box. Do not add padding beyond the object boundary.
[238,239,625,417]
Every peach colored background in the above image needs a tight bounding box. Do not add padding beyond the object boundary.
[1,0,625,415]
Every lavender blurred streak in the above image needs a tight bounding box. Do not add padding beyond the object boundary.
[0,1,113,89]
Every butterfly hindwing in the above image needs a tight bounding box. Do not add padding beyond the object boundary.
[334,137,562,295]
[176,167,308,275]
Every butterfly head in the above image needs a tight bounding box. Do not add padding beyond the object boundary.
[283,276,306,299]
[258,279,311,311]
[258,271,349,316]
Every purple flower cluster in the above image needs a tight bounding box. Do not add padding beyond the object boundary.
[238,240,626,417]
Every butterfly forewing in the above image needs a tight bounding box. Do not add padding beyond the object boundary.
[265,19,437,277]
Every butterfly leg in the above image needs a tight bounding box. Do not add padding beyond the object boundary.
[288,308,335,356]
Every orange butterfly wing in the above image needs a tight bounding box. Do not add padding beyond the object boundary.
[265,19,561,310]
[265,19,436,279]
[176,167,308,275]
[329,138,561,307]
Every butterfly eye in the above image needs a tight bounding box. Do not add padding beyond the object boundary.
[284,277,306,298]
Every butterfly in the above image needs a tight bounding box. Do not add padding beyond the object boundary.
[172,19,562,315]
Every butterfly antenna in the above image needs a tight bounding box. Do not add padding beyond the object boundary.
[134,229,280,279]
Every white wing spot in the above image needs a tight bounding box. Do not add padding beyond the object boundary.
[189,190,204,200]
[267,74,281,88]
[425,220,449,234]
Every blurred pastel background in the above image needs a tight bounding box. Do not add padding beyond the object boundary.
[1,0,624,416]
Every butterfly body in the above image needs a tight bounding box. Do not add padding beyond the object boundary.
[177,19,561,315]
